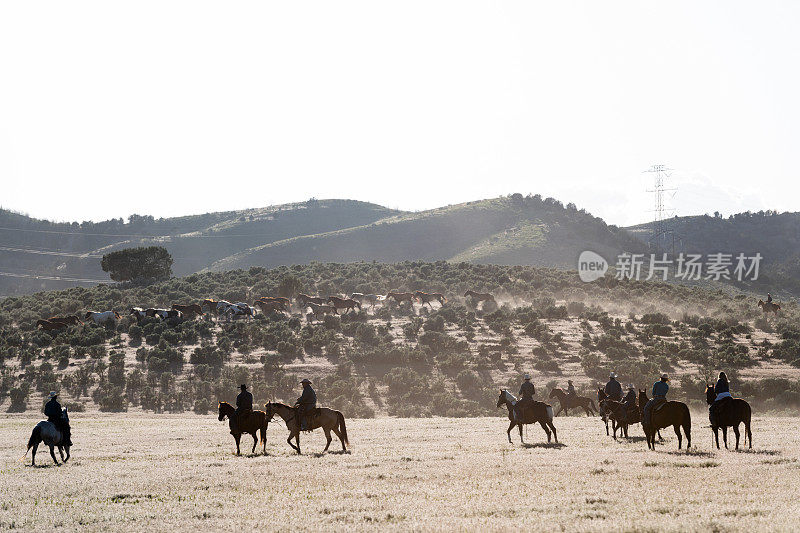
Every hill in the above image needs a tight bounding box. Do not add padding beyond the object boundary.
[208,195,645,272]
[0,199,399,296]
[626,210,800,295]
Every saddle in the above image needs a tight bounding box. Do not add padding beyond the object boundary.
[652,399,667,413]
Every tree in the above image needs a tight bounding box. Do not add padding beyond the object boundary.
[101,246,173,282]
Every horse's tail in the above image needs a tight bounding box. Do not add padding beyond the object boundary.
[682,404,692,446]
[337,411,349,446]
[545,405,554,422]
[26,425,42,455]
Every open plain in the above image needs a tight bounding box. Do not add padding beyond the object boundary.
[2,413,800,532]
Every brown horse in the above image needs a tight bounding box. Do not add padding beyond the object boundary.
[639,390,691,450]
[549,388,597,416]
[258,296,291,309]
[386,291,415,305]
[36,319,66,331]
[307,302,338,320]
[496,390,557,444]
[463,290,495,304]
[264,402,349,454]
[327,296,361,314]
[597,393,640,439]
[255,299,288,315]
[414,291,446,309]
[171,303,203,318]
[217,402,268,455]
[296,294,326,308]
[706,385,752,450]
[758,299,780,316]
[48,315,83,326]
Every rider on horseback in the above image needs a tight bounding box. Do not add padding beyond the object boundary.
[622,384,637,418]
[44,391,71,446]
[767,293,773,304]
[567,380,576,397]
[604,372,622,401]
[233,384,252,434]
[709,371,732,426]
[515,374,535,422]
[296,378,317,431]
[643,374,669,428]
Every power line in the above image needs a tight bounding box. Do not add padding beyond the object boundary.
[0,271,110,283]
[0,245,102,258]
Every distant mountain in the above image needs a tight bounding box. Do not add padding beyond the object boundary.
[208,195,645,272]
[0,199,399,296]
[625,210,800,295]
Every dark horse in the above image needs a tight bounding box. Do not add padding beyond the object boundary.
[218,402,268,455]
[264,402,349,454]
[549,388,597,416]
[25,408,71,466]
[597,389,642,439]
[327,296,362,314]
[463,290,495,304]
[414,291,446,309]
[706,385,752,450]
[639,390,691,450]
[496,390,557,444]
[758,299,780,316]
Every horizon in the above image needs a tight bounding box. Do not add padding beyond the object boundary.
[3,2,799,227]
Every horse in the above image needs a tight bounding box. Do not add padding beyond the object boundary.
[306,302,338,321]
[171,303,203,318]
[386,291,415,305]
[25,408,71,466]
[598,395,640,439]
[264,402,349,454]
[151,308,181,320]
[255,299,288,315]
[463,290,495,305]
[296,294,326,308]
[350,293,382,311]
[327,296,361,314]
[639,390,691,450]
[549,388,597,416]
[84,311,121,324]
[706,385,752,450]
[758,299,780,316]
[48,315,83,326]
[130,307,149,321]
[36,319,66,331]
[217,402,268,455]
[496,390,557,444]
[257,296,291,309]
[414,291,446,309]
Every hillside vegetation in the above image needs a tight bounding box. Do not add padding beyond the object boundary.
[2,262,799,418]
[209,195,644,272]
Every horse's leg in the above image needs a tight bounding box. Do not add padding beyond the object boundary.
[518,423,524,443]
[549,421,558,443]
[713,427,720,449]
[722,426,728,449]
[251,432,258,455]
[234,434,241,456]
[31,442,38,466]
[604,417,609,436]
[295,433,301,455]
[506,421,514,443]
[539,420,551,443]
[323,427,332,452]
[49,444,59,465]
[674,424,682,449]
[287,432,300,454]
[331,425,345,451]
[733,424,741,450]
[58,446,65,461]
[746,420,752,449]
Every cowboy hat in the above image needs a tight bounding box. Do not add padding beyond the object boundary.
[49,391,58,398]
[567,379,573,383]
[660,373,669,381]
[609,372,617,378]
[300,378,312,384]
[240,384,247,390]
[523,373,531,380]
[628,384,635,389]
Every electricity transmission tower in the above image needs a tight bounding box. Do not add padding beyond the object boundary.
[644,164,678,254]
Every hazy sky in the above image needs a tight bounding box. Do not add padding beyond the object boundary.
[1,1,798,227]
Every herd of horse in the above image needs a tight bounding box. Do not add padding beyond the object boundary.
[34,289,489,331]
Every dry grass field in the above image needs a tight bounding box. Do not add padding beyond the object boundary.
[2,413,800,532]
